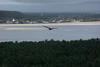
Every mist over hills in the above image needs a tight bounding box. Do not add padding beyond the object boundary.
[0,10,100,18]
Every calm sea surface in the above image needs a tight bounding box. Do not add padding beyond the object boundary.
[0,25,100,42]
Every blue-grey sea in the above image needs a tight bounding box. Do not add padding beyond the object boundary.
[0,25,100,42]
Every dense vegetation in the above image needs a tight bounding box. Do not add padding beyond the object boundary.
[0,38,100,67]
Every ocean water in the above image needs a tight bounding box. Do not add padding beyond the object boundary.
[0,25,100,42]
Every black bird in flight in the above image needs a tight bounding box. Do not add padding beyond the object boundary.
[43,25,58,30]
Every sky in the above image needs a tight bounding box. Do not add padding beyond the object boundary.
[0,0,100,13]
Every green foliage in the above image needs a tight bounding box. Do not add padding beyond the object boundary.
[0,11,25,19]
[0,38,100,67]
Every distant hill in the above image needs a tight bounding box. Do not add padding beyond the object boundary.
[0,11,100,23]
[0,11,25,19]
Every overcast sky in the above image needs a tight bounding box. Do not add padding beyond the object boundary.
[0,0,100,13]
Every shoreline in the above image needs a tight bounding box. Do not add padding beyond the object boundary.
[0,21,100,26]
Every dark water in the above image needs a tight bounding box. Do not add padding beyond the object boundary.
[0,25,100,42]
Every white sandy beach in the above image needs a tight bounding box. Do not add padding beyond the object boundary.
[0,21,99,30]
[0,21,100,26]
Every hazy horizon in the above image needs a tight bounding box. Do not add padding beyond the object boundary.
[0,0,100,13]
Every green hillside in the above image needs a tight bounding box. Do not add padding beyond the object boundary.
[0,11,25,19]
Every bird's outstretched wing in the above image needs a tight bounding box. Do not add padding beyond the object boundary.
[43,25,50,28]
